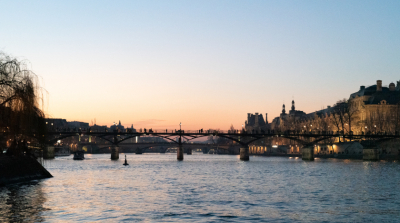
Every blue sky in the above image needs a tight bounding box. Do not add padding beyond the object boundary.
[1,0,400,129]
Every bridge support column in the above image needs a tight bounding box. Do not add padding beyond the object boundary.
[177,144,184,161]
[240,146,249,161]
[186,148,192,155]
[136,147,142,154]
[43,146,55,159]
[77,144,83,152]
[111,146,119,160]
[302,147,314,161]
[363,148,379,161]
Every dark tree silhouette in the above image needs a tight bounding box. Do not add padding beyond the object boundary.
[0,52,46,155]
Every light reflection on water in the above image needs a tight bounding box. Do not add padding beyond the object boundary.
[1,154,400,222]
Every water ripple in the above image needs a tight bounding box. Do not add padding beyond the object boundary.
[1,154,400,222]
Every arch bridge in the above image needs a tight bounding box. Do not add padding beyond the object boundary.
[45,129,400,161]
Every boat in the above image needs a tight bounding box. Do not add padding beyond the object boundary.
[73,151,85,160]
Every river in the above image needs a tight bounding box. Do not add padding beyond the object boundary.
[1,153,400,222]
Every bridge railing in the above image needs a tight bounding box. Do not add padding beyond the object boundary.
[45,127,400,137]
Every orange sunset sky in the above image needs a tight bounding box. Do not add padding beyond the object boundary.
[2,1,400,130]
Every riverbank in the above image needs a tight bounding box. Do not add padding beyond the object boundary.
[0,156,52,186]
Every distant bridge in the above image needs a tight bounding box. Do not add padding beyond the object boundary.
[77,142,228,154]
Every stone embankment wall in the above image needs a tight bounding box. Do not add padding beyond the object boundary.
[0,156,52,186]
[249,140,400,160]
[378,140,400,156]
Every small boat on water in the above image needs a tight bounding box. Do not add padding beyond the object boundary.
[73,151,85,160]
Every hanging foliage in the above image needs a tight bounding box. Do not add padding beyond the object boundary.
[0,52,46,151]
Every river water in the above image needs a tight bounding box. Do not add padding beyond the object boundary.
[1,153,400,222]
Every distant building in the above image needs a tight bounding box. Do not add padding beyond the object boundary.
[242,79,400,155]
[90,124,108,132]
[68,121,89,129]
[45,118,89,130]
[109,120,125,132]
[297,80,400,134]
[266,80,400,134]
[348,80,400,133]
[45,118,68,129]
[245,113,269,133]
[127,124,137,133]
[270,100,307,130]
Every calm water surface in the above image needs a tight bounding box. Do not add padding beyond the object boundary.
[1,154,400,222]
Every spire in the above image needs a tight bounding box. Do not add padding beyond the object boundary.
[282,104,286,114]
[119,120,121,125]
[291,100,295,111]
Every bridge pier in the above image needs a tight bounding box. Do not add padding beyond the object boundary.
[240,146,249,161]
[186,148,192,155]
[43,146,55,159]
[302,146,314,161]
[135,147,142,154]
[77,143,83,152]
[177,144,184,161]
[111,146,119,160]
[363,148,379,161]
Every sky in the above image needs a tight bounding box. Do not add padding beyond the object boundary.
[1,0,400,130]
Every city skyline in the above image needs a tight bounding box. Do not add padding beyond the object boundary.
[1,1,400,129]
[45,78,400,131]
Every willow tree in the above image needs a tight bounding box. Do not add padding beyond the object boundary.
[0,52,46,153]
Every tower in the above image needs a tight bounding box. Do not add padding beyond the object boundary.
[282,104,286,114]
[377,80,382,91]
[255,113,259,126]
[291,100,295,111]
